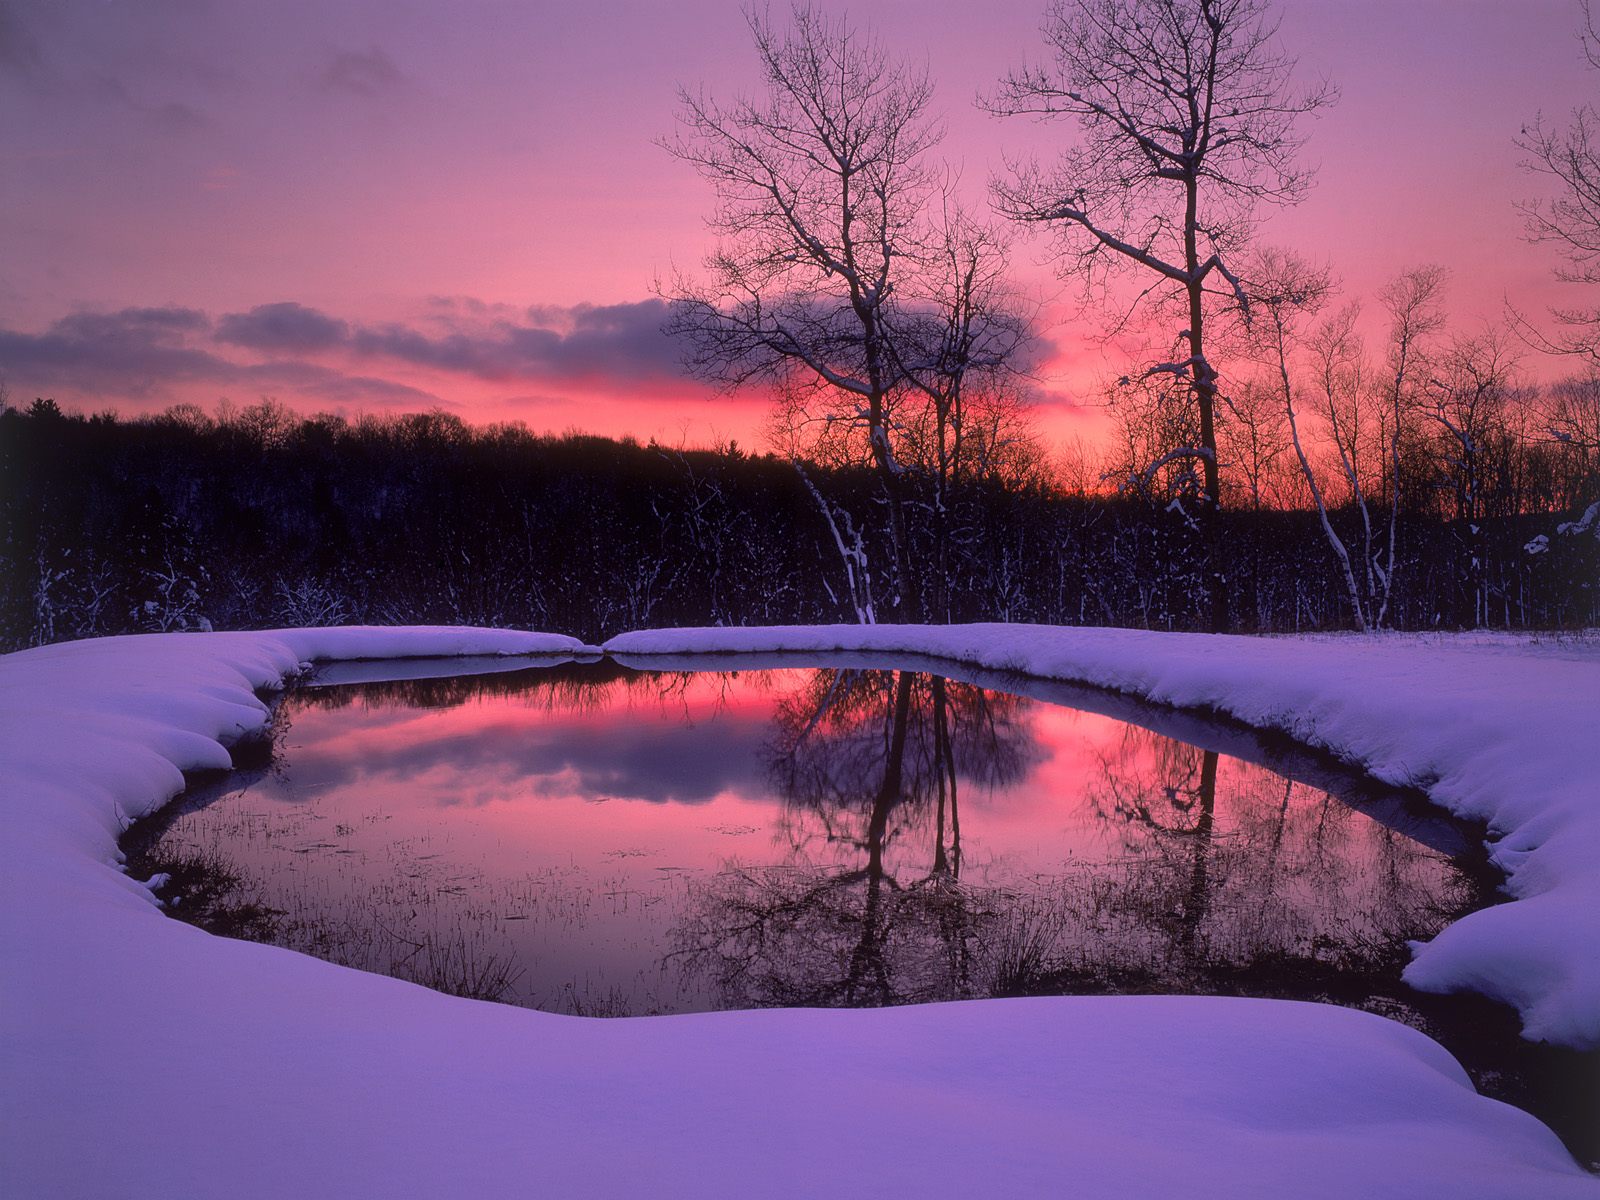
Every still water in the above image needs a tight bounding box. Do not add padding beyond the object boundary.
[132,655,1481,1019]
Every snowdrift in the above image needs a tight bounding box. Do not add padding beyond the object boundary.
[2,625,1594,1198]
[610,624,1600,1049]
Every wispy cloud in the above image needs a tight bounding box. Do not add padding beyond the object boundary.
[316,46,407,98]
[0,2,43,79]
[351,299,682,382]
[207,297,683,384]
[0,297,689,414]
[0,305,437,408]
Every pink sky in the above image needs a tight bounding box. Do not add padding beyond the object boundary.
[1,0,1594,448]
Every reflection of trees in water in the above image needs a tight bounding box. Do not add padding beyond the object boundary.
[1089,734,1220,951]
[288,661,790,721]
[767,669,1036,873]
[290,660,647,716]
[674,676,1471,1009]
[674,670,1041,1007]
[1075,725,1469,989]
[280,662,1467,1010]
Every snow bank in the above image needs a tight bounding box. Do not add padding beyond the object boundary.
[2,626,1594,1197]
[265,623,596,661]
[608,624,1600,1049]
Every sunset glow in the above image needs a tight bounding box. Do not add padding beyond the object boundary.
[6,5,1600,1190]
[2,1,1594,447]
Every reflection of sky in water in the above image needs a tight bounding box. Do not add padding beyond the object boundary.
[146,663,1474,1017]
[287,700,777,806]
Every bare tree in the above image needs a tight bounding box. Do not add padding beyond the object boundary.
[1217,377,1292,511]
[1530,373,1600,556]
[887,203,1036,618]
[1544,371,1600,459]
[661,4,942,618]
[1244,247,1379,629]
[1424,328,1524,626]
[1239,258,1446,631]
[1517,1,1600,362]
[1373,265,1448,625]
[793,459,877,623]
[1105,370,1206,504]
[987,0,1334,630]
[1424,331,1522,523]
[1306,301,1386,617]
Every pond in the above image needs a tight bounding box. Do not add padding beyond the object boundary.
[130,652,1488,1009]
[123,653,1591,1159]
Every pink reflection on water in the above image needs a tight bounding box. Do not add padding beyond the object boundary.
[143,664,1469,1015]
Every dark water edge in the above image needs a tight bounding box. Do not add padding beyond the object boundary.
[119,655,1599,1170]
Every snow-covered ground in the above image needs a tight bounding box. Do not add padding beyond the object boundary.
[2,625,1595,1198]
[609,624,1600,1051]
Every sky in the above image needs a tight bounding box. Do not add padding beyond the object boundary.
[1,0,1596,449]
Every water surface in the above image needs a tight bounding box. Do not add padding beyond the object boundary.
[134,657,1476,1017]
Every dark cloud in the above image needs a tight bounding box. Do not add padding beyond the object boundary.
[317,46,406,97]
[423,295,510,318]
[351,299,681,382]
[293,707,775,807]
[86,71,208,131]
[0,2,43,78]
[58,305,210,337]
[217,302,351,353]
[0,306,437,408]
[150,99,204,130]
[0,296,687,413]
[0,306,219,392]
[553,300,684,377]
[235,360,440,408]
[0,2,235,123]
[212,297,683,386]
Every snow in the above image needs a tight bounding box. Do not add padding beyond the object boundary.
[609,624,1600,1050]
[2,624,1595,1197]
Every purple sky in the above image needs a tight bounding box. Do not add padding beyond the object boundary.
[1,0,1594,446]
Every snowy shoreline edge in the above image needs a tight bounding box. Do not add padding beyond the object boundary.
[2,624,1596,1198]
[605,623,1600,1051]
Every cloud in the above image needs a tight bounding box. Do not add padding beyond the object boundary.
[55,305,210,338]
[0,296,694,420]
[206,297,685,386]
[290,705,777,807]
[0,306,219,392]
[0,305,438,409]
[317,46,407,97]
[236,360,440,408]
[217,302,351,353]
[352,299,681,382]
[0,2,43,79]
[87,71,208,131]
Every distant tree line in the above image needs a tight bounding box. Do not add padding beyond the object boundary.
[645,0,1599,637]
[4,4,1598,649]
[2,396,1594,652]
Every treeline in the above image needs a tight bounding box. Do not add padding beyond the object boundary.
[2,398,1594,652]
[652,1,1600,637]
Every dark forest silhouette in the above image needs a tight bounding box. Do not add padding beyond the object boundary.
[2,397,1595,650]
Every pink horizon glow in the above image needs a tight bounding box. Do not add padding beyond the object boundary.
[1,1,1593,451]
